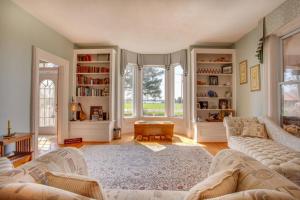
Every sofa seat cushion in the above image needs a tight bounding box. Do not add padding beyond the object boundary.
[207,189,296,200]
[228,136,300,185]
[104,189,188,200]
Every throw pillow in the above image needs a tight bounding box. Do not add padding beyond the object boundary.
[184,168,239,200]
[206,189,296,200]
[0,182,92,200]
[242,122,268,138]
[46,171,105,200]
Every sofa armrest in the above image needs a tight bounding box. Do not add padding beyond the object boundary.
[258,117,300,152]
[16,147,88,184]
[0,183,94,200]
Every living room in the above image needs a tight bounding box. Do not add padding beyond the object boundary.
[0,0,300,199]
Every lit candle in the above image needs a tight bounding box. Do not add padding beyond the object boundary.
[8,120,11,129]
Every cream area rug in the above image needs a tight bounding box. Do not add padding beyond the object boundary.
[81,143,212,191]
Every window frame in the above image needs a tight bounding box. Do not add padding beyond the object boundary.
[122,64,138,118]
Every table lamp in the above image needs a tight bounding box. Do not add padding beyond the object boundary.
[70,98,77,121]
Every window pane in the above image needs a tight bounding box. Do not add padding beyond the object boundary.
[283,32,300,81]
[281,31,300,136]
[39,79,55,127]
[174,65,183,117]
[143,66,165,116]
[123,65,135,117]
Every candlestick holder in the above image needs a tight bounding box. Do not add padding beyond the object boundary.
[3,121,16,139]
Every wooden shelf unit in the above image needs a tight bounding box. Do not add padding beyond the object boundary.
[70,49,116,142]
[191,48,236,142]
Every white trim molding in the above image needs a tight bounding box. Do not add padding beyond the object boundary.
[32,47,69,157]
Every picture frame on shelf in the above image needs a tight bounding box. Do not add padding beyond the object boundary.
[209,76,218,85]
[221,65,232,74]
[239,60,248,85]
[90,106,103,121]
[219,99,228,109]
[250,64,261,91]
[199,101,208,109]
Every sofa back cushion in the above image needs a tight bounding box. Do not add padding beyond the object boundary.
[241,122,268,138]
[209,149,300,199]
[224,117,258,136]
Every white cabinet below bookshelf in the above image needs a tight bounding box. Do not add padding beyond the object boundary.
[196,122,227,142]
[69,120,114,142]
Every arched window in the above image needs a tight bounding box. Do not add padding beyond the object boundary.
[39,80,56,127]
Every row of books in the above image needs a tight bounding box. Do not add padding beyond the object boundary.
[77,75,109,85]
[77,65,110,73]
[77,54,110,62]
[76,86,109,97]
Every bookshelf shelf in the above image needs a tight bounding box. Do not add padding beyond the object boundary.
[70,49,116,142]
[76,73,110,75]
[191,48,236,142]
[197,61,232,64]
[77,61,110,64]
[197,73,232,76]
[197,85,231,87]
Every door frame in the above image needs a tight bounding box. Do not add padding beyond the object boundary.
[32,47,69,157]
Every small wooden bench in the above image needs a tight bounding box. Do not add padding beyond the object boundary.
[134,121,174,141]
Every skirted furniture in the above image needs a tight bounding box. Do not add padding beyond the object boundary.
[0,147,299,199]
[224,116,300,186]
[134,120,174,140]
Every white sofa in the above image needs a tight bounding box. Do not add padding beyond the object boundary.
[224,116,300,185]
[1,147,300,199]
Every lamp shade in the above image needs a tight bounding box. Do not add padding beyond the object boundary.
[70,103,77,112]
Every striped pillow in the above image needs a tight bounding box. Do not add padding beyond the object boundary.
[185,168,239,200]
[45,171,105,200]
[0,157,13,174]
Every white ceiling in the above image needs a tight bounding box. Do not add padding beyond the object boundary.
[13,0,286,53]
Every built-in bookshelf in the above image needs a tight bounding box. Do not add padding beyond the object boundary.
[70,49,116,142]
[191,48,236,142]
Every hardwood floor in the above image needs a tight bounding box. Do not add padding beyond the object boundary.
[59,133,228,156]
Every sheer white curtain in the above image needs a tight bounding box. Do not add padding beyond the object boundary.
[263,35,281,123]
